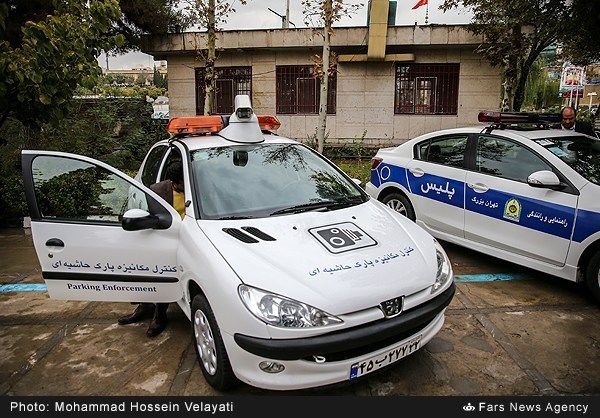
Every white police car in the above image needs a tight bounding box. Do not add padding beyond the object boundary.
[366,111,600,302]
[21,96,454,391]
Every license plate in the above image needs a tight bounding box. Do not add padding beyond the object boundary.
[349,335,422,379]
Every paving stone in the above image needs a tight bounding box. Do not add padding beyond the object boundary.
[460,278,591,308]
[365,314,539,395]
[488,310,600,394]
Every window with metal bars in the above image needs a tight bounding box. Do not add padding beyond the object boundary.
[195,66,252,115]
[276,65,336,114]
[394,64,459,115]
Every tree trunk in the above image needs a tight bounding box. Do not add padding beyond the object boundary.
[204,0,216,115]
[316,0,332,154]
[513,46,545,112]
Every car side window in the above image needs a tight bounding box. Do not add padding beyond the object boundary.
[417,135,468,168]
[31,155,169,223]
[159,148,182,182]
[141,145,167,187]
[476,135,551,183]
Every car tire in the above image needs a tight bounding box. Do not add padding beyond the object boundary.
[585,251,600,304]
[191,293,238,390]
[381,192,416,221]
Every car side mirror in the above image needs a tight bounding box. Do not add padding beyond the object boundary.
[122,209,160,231]
[527,170,562,190]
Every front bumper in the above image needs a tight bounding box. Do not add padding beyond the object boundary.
[224,283,454,390]
[235,283,454,360]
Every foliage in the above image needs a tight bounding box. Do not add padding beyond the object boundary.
[0,99,168,221]
[576,108,596,126]
[302,0,362,153]
[1,1,193,53]
[153,67,168,89]
[334,160,372,185]
[0,0,124,131]
[440,0,573,111]
[183,0,248,31]
[36,167,112,220]
[561,0,600,65]
[74,75,167,99]
[522,58,561,111]
[183,0,250,114]
[115,0,194,50]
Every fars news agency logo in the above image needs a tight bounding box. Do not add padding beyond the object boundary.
[463,403,476,412]
[308,222,377,254]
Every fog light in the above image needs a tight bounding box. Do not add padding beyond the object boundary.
[259,361,285,373]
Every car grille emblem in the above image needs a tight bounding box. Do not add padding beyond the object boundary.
[380,296,404,318]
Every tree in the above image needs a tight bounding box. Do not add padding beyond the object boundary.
[560,0,600,65]
[184,1,249,115]
[153,66,168,89]
[441,0,574,111]
[0,0,124,130]
[1,1,192,52]
[116,0,194,50]
[302,0,361,153]
[522,57,561,110]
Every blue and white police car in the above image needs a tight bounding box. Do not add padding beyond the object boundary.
[366,111,600,302]
[21,96,454,391]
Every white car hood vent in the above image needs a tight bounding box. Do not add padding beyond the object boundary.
[222,227,276,243]
[241,226,276,241]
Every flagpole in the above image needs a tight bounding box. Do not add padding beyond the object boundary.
[425,2,429,24]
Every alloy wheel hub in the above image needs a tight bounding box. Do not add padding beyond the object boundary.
[194,310,217,375]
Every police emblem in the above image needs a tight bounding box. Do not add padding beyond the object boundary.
[503,198,521,222]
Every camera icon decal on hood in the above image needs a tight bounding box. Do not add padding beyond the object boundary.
[309,222,377,254]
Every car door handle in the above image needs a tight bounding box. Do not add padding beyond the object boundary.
[45,238,64,248]
[409,168,424,177]
[467,183,489,193]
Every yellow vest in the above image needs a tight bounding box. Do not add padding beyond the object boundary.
[172,190,185,220]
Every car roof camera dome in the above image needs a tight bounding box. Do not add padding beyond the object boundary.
[219,94,264,144]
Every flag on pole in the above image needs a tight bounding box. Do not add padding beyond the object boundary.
[412,0,428,9]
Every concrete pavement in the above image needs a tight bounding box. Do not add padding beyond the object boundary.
[0,228,598,395]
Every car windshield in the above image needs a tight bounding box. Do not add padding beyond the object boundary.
[190,143,367,219]
[535,136,600,186]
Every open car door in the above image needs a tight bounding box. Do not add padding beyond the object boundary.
[21,150,183,303]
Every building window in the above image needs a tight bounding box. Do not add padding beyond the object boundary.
[276,65,336,114]
[394,64,459,115]
[195,66,252,115]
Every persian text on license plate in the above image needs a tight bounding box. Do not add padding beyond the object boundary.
[349,335,422,379]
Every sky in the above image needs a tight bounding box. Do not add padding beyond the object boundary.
[97,0,473,70]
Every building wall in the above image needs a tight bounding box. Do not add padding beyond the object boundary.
[167,48,501,146]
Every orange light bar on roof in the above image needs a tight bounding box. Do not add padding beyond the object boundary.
[167,116,224,135]
[257,115,281,131]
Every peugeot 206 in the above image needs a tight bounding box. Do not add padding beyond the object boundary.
[21,95,455,391]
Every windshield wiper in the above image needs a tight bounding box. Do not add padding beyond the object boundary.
[217,216,253,220]
[269,197,364,216]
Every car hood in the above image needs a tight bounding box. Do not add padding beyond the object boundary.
[197,200,437,315]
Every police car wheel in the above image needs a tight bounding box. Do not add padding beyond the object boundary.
[585,252,600,304]
[382,193,415,221]
[191,294,238,390]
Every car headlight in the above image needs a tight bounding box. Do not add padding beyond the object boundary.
[432,240,453,294]
[238,284,343,328]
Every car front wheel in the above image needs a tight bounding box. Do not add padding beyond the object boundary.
[191,293,238,390]
[585,251,600,304]
[382,192,416,221]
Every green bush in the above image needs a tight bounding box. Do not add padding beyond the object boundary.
[0,98,168,223]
